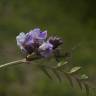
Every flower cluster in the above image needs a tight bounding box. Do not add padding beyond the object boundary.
[16,28,63,58]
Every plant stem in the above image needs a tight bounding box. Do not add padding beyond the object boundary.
[0,58,26,69]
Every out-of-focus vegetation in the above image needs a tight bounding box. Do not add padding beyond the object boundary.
[0,0,96,96]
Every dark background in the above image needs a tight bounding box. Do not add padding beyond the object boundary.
[0,0,96,96]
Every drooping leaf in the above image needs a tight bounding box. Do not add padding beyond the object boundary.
[40,66,53,80]
[62,71,73,87]
[84,83,90,96]
[69,66,81,74]
[75,77,83,91]
[52,69,62,82]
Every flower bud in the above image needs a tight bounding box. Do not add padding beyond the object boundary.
[48,37,63,49]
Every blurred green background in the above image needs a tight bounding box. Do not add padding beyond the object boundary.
[0,0,96,96]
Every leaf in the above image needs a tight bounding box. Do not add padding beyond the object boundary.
[62,71,73,87]
[80,74,88,80]
[57,61,68,67]
[52,69,62,82]
[69,66,81,74]
[40,66,53,80]
[56,61,68,70]
[84,83,90,96]
[75,77,83,91]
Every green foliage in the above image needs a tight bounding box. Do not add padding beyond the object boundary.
[39,60,91,96]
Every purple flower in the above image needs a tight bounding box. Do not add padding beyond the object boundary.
[39,42,53,57]
[16,28,47,54]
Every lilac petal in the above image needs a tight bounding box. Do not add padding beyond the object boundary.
[32,28,40,33]
[29,28,47,40]
[25,28,40,45]
[25,32,34,45]
[30,28,41,39]
[16,32,26,50]
[38,30,47,40]
[39,42,53,57]
[39,42,53,50]
[25,28,40,43]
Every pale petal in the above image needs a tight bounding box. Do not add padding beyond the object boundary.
[38,30,47,40]
[39,42,52,50]
[25,31,34,45]
[30,28,41,39]
[16,32,26,49]
[39,42,53,57]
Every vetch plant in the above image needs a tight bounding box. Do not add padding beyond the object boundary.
[0,28,95,96]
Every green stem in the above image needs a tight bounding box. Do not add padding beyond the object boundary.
[0,58,26,69]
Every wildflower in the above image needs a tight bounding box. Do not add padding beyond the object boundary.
[16,28,63,59]
[16,28,47,54]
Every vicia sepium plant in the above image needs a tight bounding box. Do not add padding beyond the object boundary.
[0,28,95,96]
